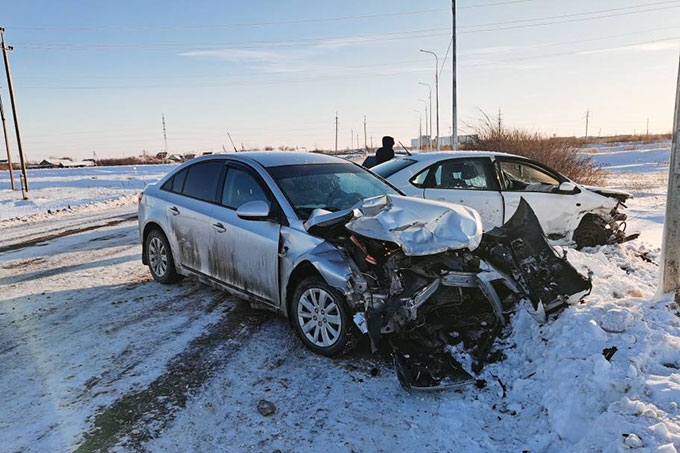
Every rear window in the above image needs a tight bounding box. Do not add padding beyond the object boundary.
[181,161,225,202]
[371,158,417,178]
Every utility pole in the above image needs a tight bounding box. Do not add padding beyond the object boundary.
[363,115,367,152]
[585,109,590,138]
[647,118,650,137]
[0,93,15,190]
[334,112,338,155]
[351,129,354,151]
[420,49,440,152]
[451,0,458,151]
[498,107,502,135]
[1,28,28,199]
[162,114,168,155]
[661,54,680,294]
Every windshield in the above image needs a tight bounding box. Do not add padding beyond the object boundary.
[372,158,418,178]
[267,162,399,219]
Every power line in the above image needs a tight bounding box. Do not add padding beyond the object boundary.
[459,1,680,29]
[13,3,679,52]
[18,34,679,90]
[17,25,679,83]
[9,1,537,32]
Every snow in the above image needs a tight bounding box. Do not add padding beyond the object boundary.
[0,164,176,222]
[1,142,679,452]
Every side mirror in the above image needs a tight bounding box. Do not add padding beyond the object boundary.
[236,200,271,220]
[558,181,577,193]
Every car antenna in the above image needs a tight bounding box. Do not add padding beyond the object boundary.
[227,132,238,152]
[397,141,412,155]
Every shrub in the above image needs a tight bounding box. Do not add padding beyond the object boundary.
[462,113,605,185]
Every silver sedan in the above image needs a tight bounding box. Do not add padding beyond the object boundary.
[139,152,403,356]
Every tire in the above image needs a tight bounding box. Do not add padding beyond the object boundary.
[291,277,358,357]
[145,229,180,284]
[573,220,608,249]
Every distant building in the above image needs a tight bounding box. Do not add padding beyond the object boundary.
[411,134,479,149]
[38,159,95,168]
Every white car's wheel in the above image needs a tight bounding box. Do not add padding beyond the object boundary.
[291,277,357,356]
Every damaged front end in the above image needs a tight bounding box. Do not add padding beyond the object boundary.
[580,186,640,245]
[307,195,592,390]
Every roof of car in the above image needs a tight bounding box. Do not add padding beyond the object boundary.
[188,151,349,168]
[394,150,525,162]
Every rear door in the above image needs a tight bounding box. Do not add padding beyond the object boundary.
[495,158,580,238]
[417,157,504,231]
[162,160,226,274]
[210,164,281,304]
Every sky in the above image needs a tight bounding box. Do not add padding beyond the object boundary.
[0,0,679,160]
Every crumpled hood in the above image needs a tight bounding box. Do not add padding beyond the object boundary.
[344,194,483,256]
[582,185,632,202]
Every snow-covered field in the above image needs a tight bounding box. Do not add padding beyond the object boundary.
[1,142,679,452]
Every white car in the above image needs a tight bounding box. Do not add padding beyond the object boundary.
[372,151,637,248]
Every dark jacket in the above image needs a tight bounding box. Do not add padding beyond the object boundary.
[375,147,395,165]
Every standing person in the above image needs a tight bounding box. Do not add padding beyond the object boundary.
[375,136,395,166]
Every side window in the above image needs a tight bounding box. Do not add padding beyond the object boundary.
[222,167,268,209]
[161,168,188,193]
[181,161,224,202]
[411,159,493,190]
[498,160,559,192]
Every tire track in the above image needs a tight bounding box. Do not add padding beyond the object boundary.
[74,298,272,453]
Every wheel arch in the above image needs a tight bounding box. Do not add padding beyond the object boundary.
[284,261,323,322]
[141,221,169,265]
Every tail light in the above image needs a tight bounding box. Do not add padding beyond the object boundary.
[138,192,144,203]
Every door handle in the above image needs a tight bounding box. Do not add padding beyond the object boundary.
[212,222,226,233]
[169,206,180,216]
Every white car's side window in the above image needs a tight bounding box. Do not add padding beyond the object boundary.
[498,161,560,192]
[413,159,493,190]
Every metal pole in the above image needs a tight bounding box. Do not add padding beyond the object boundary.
[363,115,367,152]
[661,54,680,294]
[418,98,428,149]
[419,82,432,147]
[413,110,422,150]
[162,114,168,154]
[0,28,28,199]
[452,0,458,151]
[420,49,440,151]
[334,112,338,155]
[0,93,16,190]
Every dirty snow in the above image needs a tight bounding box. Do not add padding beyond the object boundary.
[1,142,679,452]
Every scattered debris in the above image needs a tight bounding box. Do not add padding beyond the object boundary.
[602,346,618,361]
[257,399,276,417]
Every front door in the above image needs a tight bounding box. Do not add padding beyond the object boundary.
[210,165,281,304]
[496,158,581,238]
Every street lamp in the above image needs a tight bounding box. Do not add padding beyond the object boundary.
[420,49,440,151]
[418,99,428,150]
[418,81,432,147]
[413,110,422,150]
